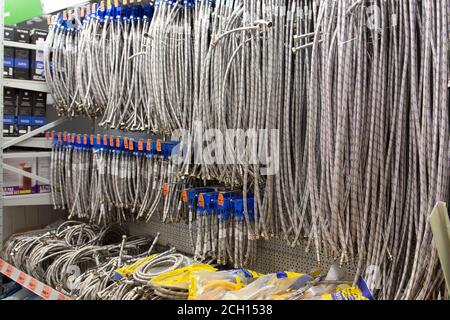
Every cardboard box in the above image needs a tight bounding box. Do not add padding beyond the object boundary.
[14,28,31,43]
[4,26,15,41]
[14,49,31,80]
[3,157,37,196]
[4,47,14,78]
[30,29,48,44]
[36,157,51,194]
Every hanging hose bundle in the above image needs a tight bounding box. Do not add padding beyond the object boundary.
[44,0,449,300]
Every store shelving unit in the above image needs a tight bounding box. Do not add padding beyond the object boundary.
[0,258,70,300]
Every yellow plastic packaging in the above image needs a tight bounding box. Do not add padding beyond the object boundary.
[222,272,313,300]
[189,268,262,300]
[115,254,157,278]
[150,264,217,290]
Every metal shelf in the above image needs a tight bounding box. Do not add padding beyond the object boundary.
[0,258,70,300]
[4,79,49,93]
[4,41,37,50]
[3,137,52,149]
[3,193,52,207]
[3,151,52,159]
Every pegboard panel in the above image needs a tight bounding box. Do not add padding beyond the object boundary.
[130,219,356,277]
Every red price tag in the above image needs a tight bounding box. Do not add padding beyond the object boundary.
[77,135,81,144]
[97,135,101,145]
[163,183,169,197]
[84,135,88,145]
[0,259,5,270]
[218,194,224,207]
[5,265,14,277]
[124,138,129,149]
[156,140,162,152]
[130,140,135,151]
[138,140,144,151]
[182,190,188,203]
[146,140,152,151]
[41,286,53,300]
[110,136,115,147]
[17,272,28,285]
[103,135,108,146]
[90,135,94,145]
[63,132,67,142]
[27,278,38,292]
[199,194,205,208]
[116,138,121,148]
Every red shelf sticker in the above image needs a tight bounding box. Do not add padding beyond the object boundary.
[41,286,53,300]
[27,278,38,292]
[0,259,5,270]
[17,272,28,285]
[5,265,14,277]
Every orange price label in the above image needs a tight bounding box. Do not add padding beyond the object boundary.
[72,134,76,144]
[116,138,121,148]
[146,140,152,151]
[97,135,101,145]
[218,194,224,207]
[58,132,62,142]
[27,278,38,292]
[84,135,88,145]
[90,135,94,145]
[41,286,53,300]
[163,183,169,197]
[77,135,81,144]
[124,138,129,149]
[199,194,205,208]
[156,140,162,152]
[17,272,28,285]
[129,140,135,151]
[63,132,67,142]
[103,135,108,146]
[138,140,144,151]
[182,190,188,203]
[5,265,14,277]
[0,260,4,270]
[110,136,115,147]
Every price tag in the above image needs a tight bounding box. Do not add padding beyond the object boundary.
[0,259,5,270]
[103,135,108,146]
[138,140,144,151]
[90,135,94,145]
[77,135,81,144]
[218,194,224,206]
[124,138,129,149]
[110,136,115,147]
[199,194,205,208]
[27,278,38,292]
[163,183,169,197]
[58,132,62,142]
[17,272,28,285]
[97,135,101,145]
[156,140,162,152]
[5,265,14,277]
[129,140,135,151]
[182,190,188,203]
[63,132,67,142]
[84,135,88,145]
[116,138,121,148]
[146,140,152,151]
[41,286,53,300]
